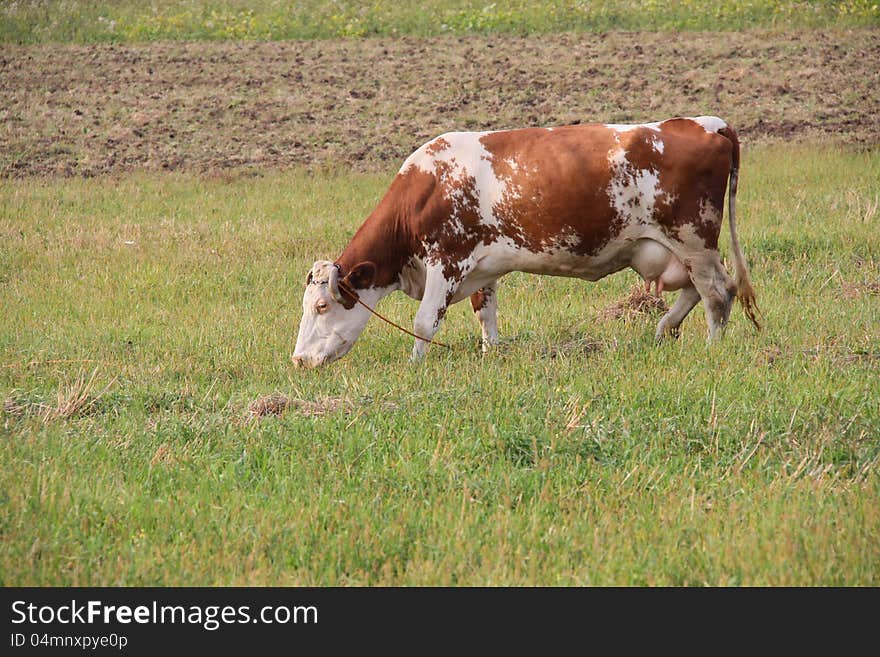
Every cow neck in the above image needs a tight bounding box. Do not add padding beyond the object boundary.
[334,193,415,292]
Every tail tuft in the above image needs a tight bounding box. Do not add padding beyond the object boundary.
[737,275,761,330]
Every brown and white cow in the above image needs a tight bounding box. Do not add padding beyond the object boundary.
[292,116,759,368]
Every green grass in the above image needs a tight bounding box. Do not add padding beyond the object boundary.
[2,143,879,585]
[2,0,878,44]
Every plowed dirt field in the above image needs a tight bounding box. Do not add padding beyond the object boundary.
[2,29,877,177]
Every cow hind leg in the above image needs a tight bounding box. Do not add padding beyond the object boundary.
[688,252,737,341]
[470,282,499,353]
[655,285,701,341]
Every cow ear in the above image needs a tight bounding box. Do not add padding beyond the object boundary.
[343,261,376,290]
[306,270,313,285]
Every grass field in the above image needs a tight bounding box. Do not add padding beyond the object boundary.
[2,0,878,43]
[2,144,878,585]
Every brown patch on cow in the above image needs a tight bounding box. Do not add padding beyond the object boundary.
[428,158,502,280]
[618,128,662,171]
[677,198,725,248]
[602,285,669,320]
[470,289,489,312]
[481,126,623,256]
[335,167,437,288]
[425,137,451,156]
[660,121,732,249]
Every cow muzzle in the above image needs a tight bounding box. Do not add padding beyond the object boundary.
[291,354,324,369]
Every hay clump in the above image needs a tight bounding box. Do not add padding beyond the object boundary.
[248,393,290,417]
[543,337,604,359]
[248,393,353,418]
[602,285,669,321]
[289,396,352,417]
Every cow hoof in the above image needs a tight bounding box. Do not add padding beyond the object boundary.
[655,326,680,343]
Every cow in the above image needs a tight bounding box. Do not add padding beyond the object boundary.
[292,116,759,368]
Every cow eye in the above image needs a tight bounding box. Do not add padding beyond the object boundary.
[315,300,329,314]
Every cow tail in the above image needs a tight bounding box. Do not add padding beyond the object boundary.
[719,126,760,330]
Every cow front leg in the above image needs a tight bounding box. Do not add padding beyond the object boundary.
[470,282,499,353]
[411,268,460,361]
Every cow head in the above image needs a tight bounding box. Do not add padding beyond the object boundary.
[292,260,377,368]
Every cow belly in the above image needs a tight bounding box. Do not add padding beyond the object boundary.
[443,235,691,305]
[477,239,606,276]
[630,238,690,291]
[446,239,622,303]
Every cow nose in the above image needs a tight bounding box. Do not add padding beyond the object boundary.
[291,355,306,368]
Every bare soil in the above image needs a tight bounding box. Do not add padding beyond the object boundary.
[1,29,878,177]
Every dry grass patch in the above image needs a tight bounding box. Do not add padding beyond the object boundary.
[543,336,605,359]
[248,393,290,418]
[3,396,28,418]
[150,443,177,466]
[248,393,354,418]
[4,368,115,423]
[601,285,669,321]
[841,280,880,299]
[291,396,353,417]
[39,369,113,422]
[755,344,785,367]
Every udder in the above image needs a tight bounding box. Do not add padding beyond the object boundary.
[630,239,690,296]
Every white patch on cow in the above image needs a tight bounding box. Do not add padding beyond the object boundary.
[605,121,662,133]
[399,131,488,176]
[401,131,526,233]
[398,146,431,176]
[651,135,665,154]
[474,161,508,228]
[397,135,450,176]
[675,223,709,250]
[442,180,469,237]
[607,147,662,224]
[699,198,721,225]
[459,230,600,286]
[420,238,476,291]
[690,115,728,134]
